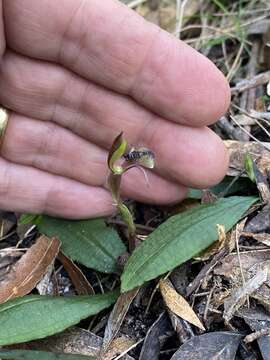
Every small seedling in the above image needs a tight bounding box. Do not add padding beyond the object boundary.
[107,132,155,251]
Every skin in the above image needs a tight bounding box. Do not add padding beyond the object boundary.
[0,0,230,219]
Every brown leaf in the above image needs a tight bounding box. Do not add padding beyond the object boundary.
[224,268,268,322]
[0,235,60,303]
[0,249,23,281]
[10,328,134,359]
[159,278,205,331]
[58,252,94,295]
[101,288,139,355]
[36,264,54,295]
[213,246,270,314]
[224,140,270,177]
[103,337,136,360]
[214,249,270,280]
[242,231,270,247]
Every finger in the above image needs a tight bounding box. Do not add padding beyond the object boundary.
[0,158,114,218]
[1,113,187,204]
[0,51,228,188]
[3,0,230,126]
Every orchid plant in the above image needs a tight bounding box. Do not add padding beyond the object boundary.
[107,132,155,251]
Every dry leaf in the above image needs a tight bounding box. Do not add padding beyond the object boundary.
[36,264,54,295]
[12,328,134,360]
[213,247,270,313]
[242,231,270,247]
[58,252,94,295]
[224,140,270,177]
[101,288,139,356]
[159,278,205,330]
[139,312,168,360]
[224,268,268,322]
[171,331,241,360]
[0,235,60,303]
[214,249,270,286]
[0,249,23,281]
[103,337,136,360]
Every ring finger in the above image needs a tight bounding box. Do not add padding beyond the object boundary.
[1,113,187,205]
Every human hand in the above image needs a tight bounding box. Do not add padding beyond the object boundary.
[0,0,230,218]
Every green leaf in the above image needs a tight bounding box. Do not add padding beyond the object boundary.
[37,217,126,273]
[121,196,257,292]
[19,213,42,226]
[0,350,94,360]
[0,292,118,346]
[244,153,256,183]
[188,176,254,199]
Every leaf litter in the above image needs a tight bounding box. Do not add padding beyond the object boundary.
[1,1,270,359]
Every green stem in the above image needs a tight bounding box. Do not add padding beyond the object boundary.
[108,172,137,252]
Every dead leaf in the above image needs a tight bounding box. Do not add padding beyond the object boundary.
[0,235,60,303]
[170,331,242,360]
[214,248,270,312]
[36,264,54,295]
[159,0,200,32]
[103,337,136,360]
[139,312,168,360]
[224,268,268,322]
[224,140,270,177]
[159,278,205,330]
[242,231,270,247]
[11,327,134,359]
[252,162,270,203]
[245,204,270,234]
[0,249,23,281]
[168,310,194,343]
[238,308,270,360]
[58,252,94,295]
[101,287,139,356]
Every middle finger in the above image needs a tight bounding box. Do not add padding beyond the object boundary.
[0,51,228,188]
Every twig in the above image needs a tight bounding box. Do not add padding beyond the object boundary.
[178,24,244,42]
[218,169,245,198]
[217,116,244,140]
[226,42,245,81]
[144,281,160,316]
[239,39,260,140]
[203,285,216,321]
[127,0,147,8]
[230,114,270,151]
[231,70,270,94]
[175,0,189,39]
[187,247,228,297]
[244,327,270,344]
[235,222,249,307]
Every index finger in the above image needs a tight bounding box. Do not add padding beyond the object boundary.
[3,0,230,126]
